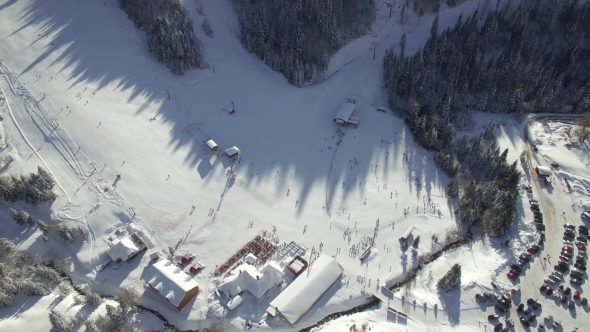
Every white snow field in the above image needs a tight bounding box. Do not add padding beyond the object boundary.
[1,0,588,331]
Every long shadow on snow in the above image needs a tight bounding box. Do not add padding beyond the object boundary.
[9,0,453,221]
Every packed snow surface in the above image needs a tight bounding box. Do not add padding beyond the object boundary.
[1,0,589,331]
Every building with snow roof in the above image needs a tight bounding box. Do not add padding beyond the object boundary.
[334,98,359,126]
[267,254,343,324]
[143,259,200,310]
[205,139,219,153]
[106,233,146,263]
[536,165,552,177]
[217,262,284,299]
[225,146,240,157]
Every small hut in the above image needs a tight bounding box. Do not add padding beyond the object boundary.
[205,140,219,153]
[225,146,240,158]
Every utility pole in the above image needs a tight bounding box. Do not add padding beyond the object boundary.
[165,86,170,100]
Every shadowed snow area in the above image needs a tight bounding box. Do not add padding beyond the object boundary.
[0,0,519,330]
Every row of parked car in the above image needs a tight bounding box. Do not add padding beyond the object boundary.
[506,200,543,281]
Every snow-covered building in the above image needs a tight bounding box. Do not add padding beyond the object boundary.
[218,262,284,299]
[205,139,219,153]
[285,256,308,276]
[267,254,343,324]
[106,235,146,263]
[227,295,243,310]
[244,253,257,264]
[536,166,552,177]
[225,146,240,157]
[143,259,200,310]
[334,98,359,126]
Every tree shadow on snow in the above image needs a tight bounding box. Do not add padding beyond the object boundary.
[439,287,461,327]
[6,0,457,224]
[0,294,44,320]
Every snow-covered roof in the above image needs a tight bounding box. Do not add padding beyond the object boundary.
[334,99,356,122]
[401,225,414,239]
[536,166,552,176]
[225,146,240,157]
[269,254,343,324]
[227,295,243,310]
[143,259,199,308]
[107,238,139,262]
[217,262,284,299]
[245,253,257,264]
[205,139,218,150]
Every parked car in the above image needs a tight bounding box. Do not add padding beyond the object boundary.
[528,247,538,254]
[555,265,567,272]
[574,291,581,300]
[579,251,588,258]
[578,236,588,243]
[532,245,540,251]
[572,268,585,275]
[495,304,507,313]
[578,245,587,251]
[565,224,576,229]
[507,272,517,280]
[582,297,588,306]
[523,308,532,315]
[544,278,556,285]
[550,273,563,281]
[575,263,587,271]
[571,271,584,278]
[565,287,572,295]
[520,252,532,260]
[571,278,583,285]
[553,271,564,278]
[561,295,568,304]
[560,254,571,262]
[533,301,542,310]
[511,264,523,273]
[517,303,525,312]
[577,241,588,247]
[579,225,589,232]
[493,323,503,331]
[563,246,574,253]
[520,316,530,327]
[536,224,546,230]
[546,287,554,295]
[511,286,520,294]
[527,298,538,305]
[531,205,540,211]
[576,257,586,265]
[488,314,500,320]
[540,284,547,292]
[528,314,537,322]
[569,300,575,309]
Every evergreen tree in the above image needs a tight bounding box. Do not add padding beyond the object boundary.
[48,309,73,332]
[436,263,461,292]
[231,0,376,86]
[412,236,421,249]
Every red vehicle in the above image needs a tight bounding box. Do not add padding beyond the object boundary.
[507,272,518,280]
[578,245,587,252]
[181,252,195,264]
[528,247,537,254]
[563,246,573,253]
[574,291,581,300]
[546,287,554,295]
[528,314,536,322]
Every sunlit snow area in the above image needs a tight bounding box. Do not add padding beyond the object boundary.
[0,0,589,331]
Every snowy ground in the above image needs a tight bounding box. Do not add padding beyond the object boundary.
[1,0,588,331]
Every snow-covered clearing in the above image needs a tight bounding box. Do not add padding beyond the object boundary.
[1,0,588,331]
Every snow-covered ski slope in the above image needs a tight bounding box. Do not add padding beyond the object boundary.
[1,0,566,331]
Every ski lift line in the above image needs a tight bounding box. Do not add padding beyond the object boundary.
[1,87,70,200]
